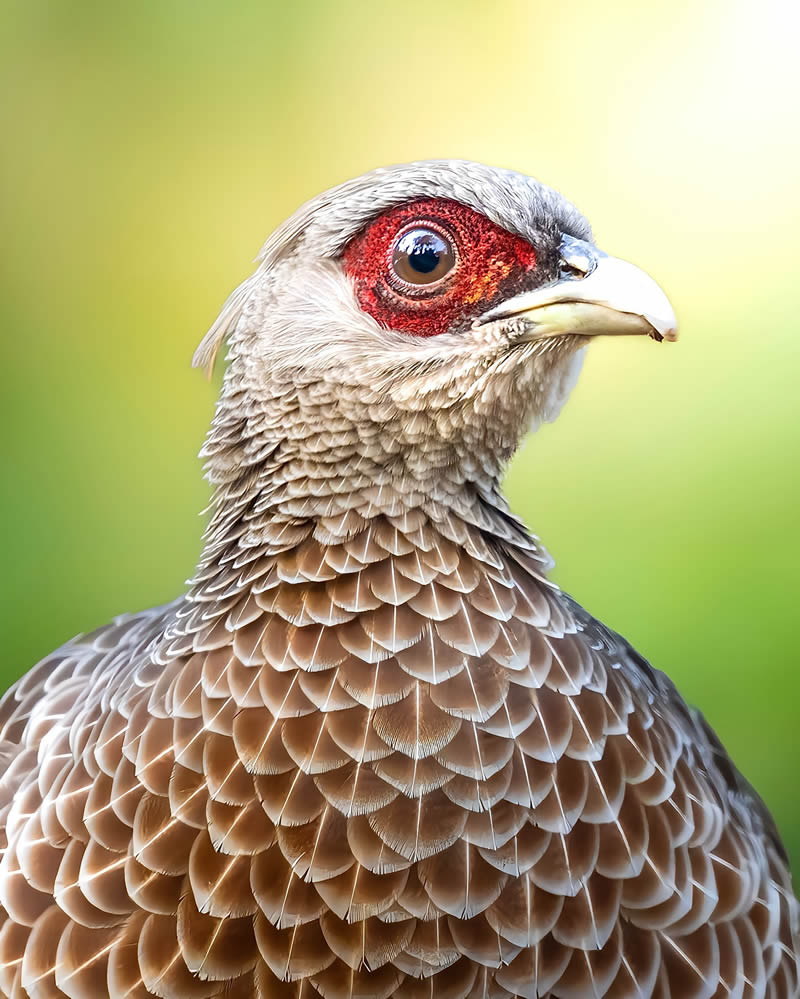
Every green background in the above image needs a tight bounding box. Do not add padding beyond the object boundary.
[1,1,798,868]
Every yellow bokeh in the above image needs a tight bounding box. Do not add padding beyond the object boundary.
[1,0,798,864]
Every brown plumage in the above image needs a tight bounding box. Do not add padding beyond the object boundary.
[0,160,797,998]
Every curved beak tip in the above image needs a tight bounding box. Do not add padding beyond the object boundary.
[644,305,679,343]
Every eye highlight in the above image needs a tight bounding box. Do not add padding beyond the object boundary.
[390,225,457,291]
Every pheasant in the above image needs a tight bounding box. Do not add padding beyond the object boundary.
[0,160,796,999]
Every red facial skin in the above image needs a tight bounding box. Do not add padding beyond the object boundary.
[341,198,538,337]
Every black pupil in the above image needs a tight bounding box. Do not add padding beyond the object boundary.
[408,235,442,273]
[400,230,446,273]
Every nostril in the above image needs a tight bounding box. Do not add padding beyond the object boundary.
[557,233,601,281]
[558,259,589,281]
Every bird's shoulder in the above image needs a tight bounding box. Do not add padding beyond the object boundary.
[562,591,791,867]
[0,600,177,748]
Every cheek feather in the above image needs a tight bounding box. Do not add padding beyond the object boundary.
[341,198,537,337]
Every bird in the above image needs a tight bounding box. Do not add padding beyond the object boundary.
[0,159,796,999]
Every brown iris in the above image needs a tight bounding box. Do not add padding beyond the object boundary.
[391,225,456,290]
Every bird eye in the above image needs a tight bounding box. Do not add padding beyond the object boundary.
[390,225,456,291]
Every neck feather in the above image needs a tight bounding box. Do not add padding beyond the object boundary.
[154,360,575,663]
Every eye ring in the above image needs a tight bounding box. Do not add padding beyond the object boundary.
[386,220,459,297]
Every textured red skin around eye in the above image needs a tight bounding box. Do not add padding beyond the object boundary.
[341,198,537,337]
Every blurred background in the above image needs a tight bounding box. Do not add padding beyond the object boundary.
[1,0,798,865]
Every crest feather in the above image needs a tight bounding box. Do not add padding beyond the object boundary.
[192,275,257,378]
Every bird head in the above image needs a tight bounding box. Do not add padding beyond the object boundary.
[195,161,677,494]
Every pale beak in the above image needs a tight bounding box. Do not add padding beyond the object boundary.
[481,234,678,343]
